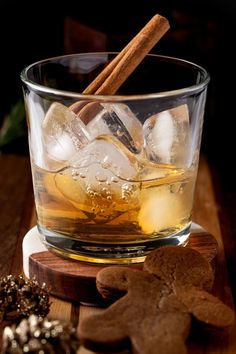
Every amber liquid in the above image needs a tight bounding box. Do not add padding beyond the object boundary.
[32,160,196,246]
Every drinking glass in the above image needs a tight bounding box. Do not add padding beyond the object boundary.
[21,52,210,264]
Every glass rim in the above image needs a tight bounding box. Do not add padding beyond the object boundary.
[20,52,210,101]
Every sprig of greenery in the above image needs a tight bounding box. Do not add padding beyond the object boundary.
[0,99,27,148]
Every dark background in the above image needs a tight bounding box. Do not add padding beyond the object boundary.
[0,0,235,188]
[0,0,236,302]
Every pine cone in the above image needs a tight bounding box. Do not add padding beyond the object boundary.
[0,275,50,322]
[1,315,79,354]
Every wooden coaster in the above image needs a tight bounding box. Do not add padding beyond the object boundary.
[22,224,218,305]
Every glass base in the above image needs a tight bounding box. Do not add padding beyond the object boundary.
[38,225,191,264]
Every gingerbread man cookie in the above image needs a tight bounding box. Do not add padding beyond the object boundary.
[78,246,234,354]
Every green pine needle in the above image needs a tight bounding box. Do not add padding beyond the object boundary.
[0,99,27,148]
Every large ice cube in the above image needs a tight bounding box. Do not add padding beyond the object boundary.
[42,102,91,169]
[55,135,141,222]
[143,104,189,167]
[138,185,187,234]
[85,103,144,154]
[25,92,45,168]
[70,135,140,178]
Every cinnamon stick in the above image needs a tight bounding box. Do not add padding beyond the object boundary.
[83,14,169,95]
[70,14,169,120]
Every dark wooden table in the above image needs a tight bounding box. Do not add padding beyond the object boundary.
[0,153,235,353]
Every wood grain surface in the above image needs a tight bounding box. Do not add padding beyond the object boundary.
[0,153,235,353]
[27,228,218,304]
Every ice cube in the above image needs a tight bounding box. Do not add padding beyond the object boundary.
[70,135,140,180]
[86,103,144,154]
[55,135,140,222]
[137,185,187,234]
[42,102,91,169]
[143,104,189,167]
[25,92,45,168]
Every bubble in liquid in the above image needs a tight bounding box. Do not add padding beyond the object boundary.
[71,168,87,180]
[95,172,108,183]
[101,159,112,169]
[111,177,119,183]
[121,183,137,201]
[170,183,183,194]
[79,172,86,178]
